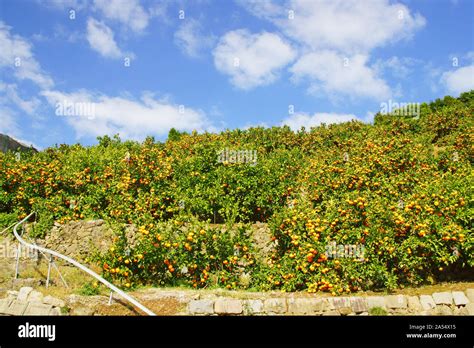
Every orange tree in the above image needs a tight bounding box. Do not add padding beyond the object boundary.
[258,98,473,293]
[0,91,472,292]
[99,219,259,290]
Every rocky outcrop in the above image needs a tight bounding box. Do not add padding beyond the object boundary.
[0,134,37,154]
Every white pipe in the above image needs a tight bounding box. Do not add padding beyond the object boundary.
[0,221,18,235]
[14,243,21,279]
[13,212,156,316]
[46,254,52,287]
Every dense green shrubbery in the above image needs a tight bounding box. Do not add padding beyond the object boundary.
[1,91,473,292]
[101,219,258,290]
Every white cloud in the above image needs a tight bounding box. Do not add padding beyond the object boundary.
[0,82,40,115]
[0,106,19,135]
[0,84,41,148]
[93,0,149,33]
[236,0,283,19]
[242,0,425,53]
[374,56,420,78]
[52,24,82,43]
[238,0,426,100]
[0,21,54,89]
[441,65,474,96]
[40,89,215,140]
[290,51,391,100]
[86,17,124,59]
[39,0,88,10]
[213,29,296,89]
[281,112,357,131]
[174,19,215,58]
[31,28,81,45]
[149,2,172,25]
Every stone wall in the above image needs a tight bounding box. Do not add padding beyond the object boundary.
[32,221,273,263]
[36,220,113,262]
[182,290,474,316]
[1,287,473,316]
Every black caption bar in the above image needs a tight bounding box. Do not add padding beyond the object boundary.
[0,316,472,347]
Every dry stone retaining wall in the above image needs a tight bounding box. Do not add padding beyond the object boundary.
[33,220,274,263]
[184,289,474,316]
[1,287,473,316]
[34,220,113,262]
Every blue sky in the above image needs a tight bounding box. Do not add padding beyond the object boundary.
[0,0,473,149]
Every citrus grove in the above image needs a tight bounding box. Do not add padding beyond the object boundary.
[0,91,473,293]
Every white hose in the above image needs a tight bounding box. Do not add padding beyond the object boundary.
[12,212,156,316]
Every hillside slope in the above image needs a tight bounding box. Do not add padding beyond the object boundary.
[0,91,472,293]
[0,134,37,154]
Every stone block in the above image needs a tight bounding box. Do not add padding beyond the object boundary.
[452,291,469,306]
[24,302,53,316]
[329,297,351,309]
[322,298,335,311]
[407,296,422,311]
[27,290,44,303]
[350,297,368,313]
[465,303,474,315]
[244,300,264,314]
[17,287,33,301]
[43,295,66,308]
[367,296,386,309]
[385,295,407,309]
[4,300,28,315]
[420,295,436,310]
[465,289,474,302]
[188,300,214,315]
[214,299,242,314]
[0,298,12,314]
[339,307,353,315]
[263,298,287,314]
[432,305,452,316]
[432,292,453,305]
[49,307,62,316]
[288,298,324,314]
[7,290,18,301]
